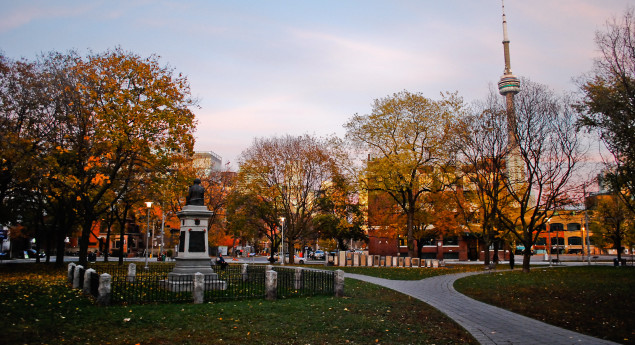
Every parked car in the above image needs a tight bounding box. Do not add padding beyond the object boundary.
[25,249,45,258]
[313,250,325,260]
[289,254,307,264]
[275,253,308,264]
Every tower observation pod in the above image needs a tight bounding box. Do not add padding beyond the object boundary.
[498,0,520,96]
[498,75,520,95]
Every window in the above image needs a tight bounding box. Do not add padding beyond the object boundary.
[421,238,436,246]
[536,237,547,245]
[551,237,565,245]
[550,223,564,232]
[568,236,582,245]
[443,237,458,246]
[567,223,581,231]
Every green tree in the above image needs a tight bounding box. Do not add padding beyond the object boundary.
[345,91,463,257]
[579,8,635,215]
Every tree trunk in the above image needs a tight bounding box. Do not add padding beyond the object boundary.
[492,240,500,263]
[522,232,533,272]
[78,217,93,267]
[406,208,415,257]
[522,249,531,272]
[118,225,125,265]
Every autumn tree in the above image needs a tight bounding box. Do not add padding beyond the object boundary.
[1,49,198,266]
[198,166,237,251]
[367,191,404,240]
[0,55,46,226]
[496,79,585,272]
[413,188,464,259]
[345,91,464,257]
[236,134,341,263]
[226,189,281,262]
[312,174,367,251]
[590,194,634,262]
[579,8,635,215]
[454,93,515,266]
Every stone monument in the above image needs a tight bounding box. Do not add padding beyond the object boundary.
[163,178,226,291]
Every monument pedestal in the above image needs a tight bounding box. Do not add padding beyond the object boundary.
[162,205,226,291]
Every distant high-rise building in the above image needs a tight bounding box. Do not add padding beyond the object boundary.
[193,151,222,175]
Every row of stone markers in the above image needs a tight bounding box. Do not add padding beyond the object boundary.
[67,263,109,304]
[334,252,442,268]
[67,262,345,305]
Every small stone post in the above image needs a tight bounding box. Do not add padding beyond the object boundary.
[241,264,249,282]
[97,273,111,306]
[83,268,97,295]
[266,264,273,272]
[334,269,345,297]
[265,270,277,300]
[127,263,136,283]
[73,265,84,289]
[294,267,303,290]
[67,263,76,284]
[193,272,204,304]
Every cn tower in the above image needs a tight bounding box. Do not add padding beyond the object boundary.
[497,1,523,182]
[498,0,520,139]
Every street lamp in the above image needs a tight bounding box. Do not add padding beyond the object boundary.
[280,217,285,266]
[547,218,552,267]
[144,201,153,270]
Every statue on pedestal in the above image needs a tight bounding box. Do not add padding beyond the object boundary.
[186,178,205,206]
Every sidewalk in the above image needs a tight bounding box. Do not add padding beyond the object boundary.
[345,272,620,345]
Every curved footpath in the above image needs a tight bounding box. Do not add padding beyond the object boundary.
[345,271,620,345]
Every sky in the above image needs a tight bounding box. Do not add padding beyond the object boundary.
[0,0,632,168]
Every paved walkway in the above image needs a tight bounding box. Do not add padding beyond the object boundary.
[345,272,620,345]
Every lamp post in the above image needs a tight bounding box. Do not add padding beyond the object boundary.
[583,184,591,265]
[547,218,552,267]
[280,217,285,266]
[160,211,165,261]
[144,201,153,270]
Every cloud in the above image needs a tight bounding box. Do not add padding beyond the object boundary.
[0,2,97,34]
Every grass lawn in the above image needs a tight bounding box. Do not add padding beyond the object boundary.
[454,266,635,345]
[0,263,477,345]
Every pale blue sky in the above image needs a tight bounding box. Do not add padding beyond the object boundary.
[1,0,631,167]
